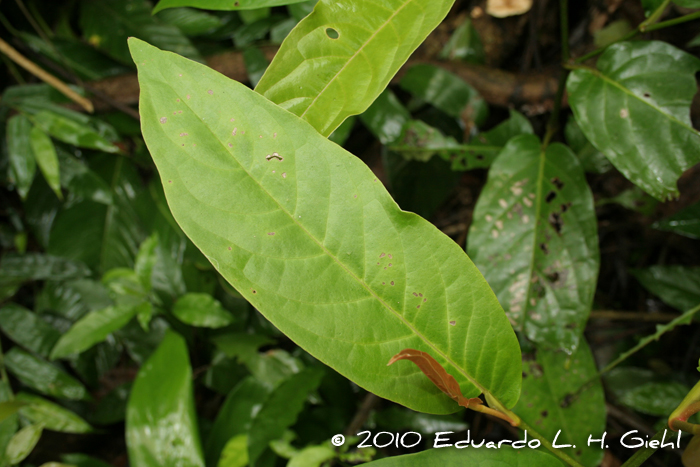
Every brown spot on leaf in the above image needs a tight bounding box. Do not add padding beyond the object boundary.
[539,243,549,255]
[551,177,564,190]
[541,410,548,418]
[549,212,563,234]
[545,191,557,203]
[449,320,456,326]
[160,117,167,123]
[208,90,213,95]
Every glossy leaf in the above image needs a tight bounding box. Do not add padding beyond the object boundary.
[653,201,700,240]
[256,0,455,136]
[439,18,484,63]
[57,148,113,205]
[126,331,204,466]
[16,392,93,434]
[218,434,248,467]
[155,8,223,36]
[81,0,201,65]
[630,266,700,312]
[5,423,43,465]
[567,41,700,201]
[30,125,62,200]
[51,304,141,359]
[515,341,605,467]
[361,446,564,466]
[0,303,61,357]
[154,0,308,13]
[468,135,599,352]
[3,348,89,400]
[248,368,324,466]
[6,114,36,199]
[360,89,411,145]
[131,38,522,413]
[205,377,271,466]
[32,111,120,154]
[399,64,487,127]
[0,253,90,286]
[173,293,234,328]
[606,367,689,416]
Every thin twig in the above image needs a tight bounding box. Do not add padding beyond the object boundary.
[541,0,570,149]
[343,393,380,437]
[0,37,93,112]
[589,310,680,322]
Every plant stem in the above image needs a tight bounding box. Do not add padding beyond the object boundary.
[574,0,675,63]
[542,0,570,149]
[619,429,667,467]
[518,419,586,467]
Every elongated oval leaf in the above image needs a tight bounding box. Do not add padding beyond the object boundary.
[7,114,36,199]
[468,135,599,353]
[630,265,700,312]
[361,446,564,466]
[0,303,61,357]
[153,0,309,13]
[255,0,455,136]
[50,304,141,359]
[653,201,700,240]
[32,111,120,154]
[5,423,43,465]
[173,292,234,328]
[514,340,605,467]
[130,38,521,413]
[126,330,205,466]
[30,125,62,200]
[567,41,700,201]
[4,348,89,401]
[16,393,93,434]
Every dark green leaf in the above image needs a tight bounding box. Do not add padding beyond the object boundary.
[256,0,455,136]
[4,348,89,400]
[7,114,36,199]
[630,266,700,312]
[515,341,605,467]
[399,64,487,127]
[0,303,61,357]
[606,367,689,416]
[211,333,275,362]
[0,382,18,466]
[50,304,142,359]
[328,116,355,147]
[0,401,26,424]
[239,8,271,24]
[16,392,93,433]
[439,18,484,63]
[61,453,113,467]
[154,0,310,13]
[205,377,271,466]
[81,0,202,65]
[567,41,700,201]
[36,279,112,321]
[117,317,170,365]
[0,253,90,286]
[30,125,62,200]
[56,148,113,206]
[173,293,234,328]
[155,8,223,36]
[375,406,468,433]
[5,423,43,465]
[32,111,120,154]
[91,382,131,425]
[126,331,204,466]
[233,15,285,48]
[653,201,700,240]
[248,368,324,466]
[564,116,611,174]
[243,47,270,88]
[287,1,317,21]
[360,89,411,145]
[361,446,564,466]
[468,135,599,352]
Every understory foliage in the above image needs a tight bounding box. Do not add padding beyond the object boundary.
[1,1,700,467]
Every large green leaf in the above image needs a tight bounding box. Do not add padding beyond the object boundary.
[255,0,455,136]
[81,0,201,65]
[631,265,700,312]
[515,341,606,467]
[6,114,36,199]
[154,0,309,13]
[50,304,142,359]
[468,135,599,353]
[361,446,564,466]
[567,41,700,201]
[0,303,61,357]
[3,348,89,401]
[248,368,324,466]
[16,393,93,434]
[126,331,204,466]
[130,38,522,414]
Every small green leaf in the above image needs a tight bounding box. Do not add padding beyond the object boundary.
[205,377,271,466]
[567,41,700,201]
[61,453,114,467]
[210,333,275,361]
[360,89,411,145]
[630,265,700,312]
[155,8,223,37]
[153,0,310,13]
[7,114,36,199]
[256,0,456,136]
[126,331,204,466]
[50,304,142,359]
[130,38,522,414]
[288,445,336,467]
[243,47,270,88]
[0,253,90,286]
[135,234,159,291]
[0,401,26,424]
[564,116,611,174]
[173,293,234,328]
[57,148,113,205]
[468,135,599,352]
[30,125,62,200]
[248,368,324,466]
[4,348,89,400]
[32,110,120,153]
[515,340,605,467]
[5,423,43,465]
[0,303,61,357]
[674,0,700,7]
[399,64,487,127]
[16,392,93,433]
[439,18,484,63]
[360,446,565,466]
[653,201,700,240]
[218,434,248,467]
[606,367,689,416]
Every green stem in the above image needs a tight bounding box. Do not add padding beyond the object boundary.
[643,11,700,32]
[619,429,667,467]
[542,0,570,149]
[517,419,586,467]
[573,0,672,63]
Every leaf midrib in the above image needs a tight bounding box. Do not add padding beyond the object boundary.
[153,74,493,400]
